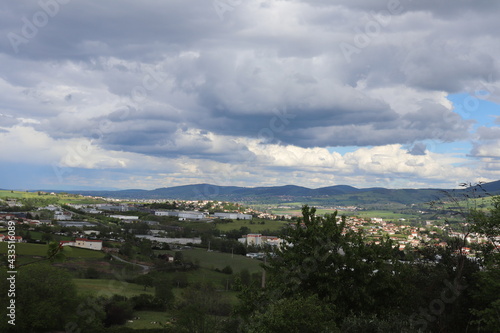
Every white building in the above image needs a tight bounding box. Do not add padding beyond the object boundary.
[109,215,139,221]
[82,208,103,214]
[54,211,73,220]
[60,238,103,251]
[214,212,252,220]
[154,210,206,220]
[135,235,202,245]
[239,234,284,248]
[98,204,129,212]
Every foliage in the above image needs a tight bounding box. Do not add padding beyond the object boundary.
[468,196,500,330]
[154,276,174,307]
[85,267,101,279]
[233,205,488,331]
[103,295,134,326]
[69,295,107,333]
[244,294,339,333]
[340,314,419,333]
[134,274,154,291]
[0,264,78,332]
[221,265,233,275]
[173,282,232,333]
[469,196,500,261]
[130,294,166,311]
[174,251,183,263]
[172,271,189,288]
[264,205,403,320]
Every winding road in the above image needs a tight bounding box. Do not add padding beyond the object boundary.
[110,254,151,273]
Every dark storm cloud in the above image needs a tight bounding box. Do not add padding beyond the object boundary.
[307,0,500,17]
[407,142,427,156]
[0,0,498,161]
[0,0,222,60]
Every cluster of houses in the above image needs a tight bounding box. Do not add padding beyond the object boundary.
[41,202,257,223]
[238,234,284,248]
[341,216,500,254]
[2,197,498,258]
[0,234,23,242]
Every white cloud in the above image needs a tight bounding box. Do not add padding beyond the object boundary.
[1,0,500,189]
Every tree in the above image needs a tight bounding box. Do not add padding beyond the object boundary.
[103,295,134,326]
[268,206,402,317]
[0,264,79,332]
[154,277,174,307]
[221,265,233,275]
[172,272,189,288]
[41,232,53,243]
[468,196,500,330]
[469,196,500,261]
[173,283,232,333]
[119,242,133,257]
[236,205,412,330]
[244,295,339,333]
[134,274,154,291]
[174,251,183,264]
[240,269,251,287]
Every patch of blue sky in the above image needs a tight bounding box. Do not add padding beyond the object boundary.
[422,140,472,156]
[327,146,362,155]
[447,93,500,130]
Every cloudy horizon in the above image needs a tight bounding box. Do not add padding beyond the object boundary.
[1,0,500,191]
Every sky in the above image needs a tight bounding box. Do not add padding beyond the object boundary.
[1,0,500,191]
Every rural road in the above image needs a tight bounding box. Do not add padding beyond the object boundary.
[110,254,151,273]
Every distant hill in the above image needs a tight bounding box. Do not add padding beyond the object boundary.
[45,180,499,206]
[471,180,500,194]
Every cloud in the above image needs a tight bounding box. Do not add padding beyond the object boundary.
[407,143,427,156]
[1,0,499,189]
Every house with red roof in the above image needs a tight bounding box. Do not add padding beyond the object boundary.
[0,234,23,242]
[59,238,103,251]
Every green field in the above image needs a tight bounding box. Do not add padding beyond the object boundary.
[73,278,153,297]
[354,210,420,220]
[0,190,40,199]
[0,189,106,204]
[168,248,263,274]
[214,218,288,233]
[271,207,355,216]
[155,248,262,274]
[124,310,173,329]
[0,242,105,259]
[183,267,240,287]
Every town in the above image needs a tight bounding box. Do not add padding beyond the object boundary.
[1,192,495,259]
[0,189,499,332]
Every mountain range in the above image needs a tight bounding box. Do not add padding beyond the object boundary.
[57,180,500,206]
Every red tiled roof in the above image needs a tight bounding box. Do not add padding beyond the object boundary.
[75,238,102,242]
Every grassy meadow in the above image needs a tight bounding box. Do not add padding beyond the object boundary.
[0,189,106,204]
[214,218,288,233]
[0,242,105,259]
[180,247,263,273]
[74,278,154,297]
